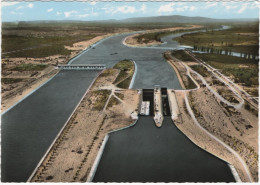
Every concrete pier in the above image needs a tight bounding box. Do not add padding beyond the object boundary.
[167,89,180,121]
[154,85,163,127]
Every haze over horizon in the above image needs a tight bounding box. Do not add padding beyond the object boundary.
[1,1,259,22]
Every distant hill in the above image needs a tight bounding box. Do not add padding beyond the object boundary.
[3,15,258,25]
[118,15,258,23]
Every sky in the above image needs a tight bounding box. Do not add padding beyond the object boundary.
[1,1,259,22]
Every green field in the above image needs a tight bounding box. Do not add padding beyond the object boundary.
[2,34,95,58]
[174,23,259,56]
[193,53,258,86]
[113,60,134,88]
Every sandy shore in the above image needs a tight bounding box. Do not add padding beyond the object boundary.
[124,25,202,47]
[30,68,140,182]
[64,34,113,51]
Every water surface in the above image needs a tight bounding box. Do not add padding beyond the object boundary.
[93,116,235,182]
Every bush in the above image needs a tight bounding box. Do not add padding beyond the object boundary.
[190,65,210,77]
[107,95,121,108]
[171,50,194,61]
[117,76,132,89]
[2,78,23,84]
[222,67,258,86]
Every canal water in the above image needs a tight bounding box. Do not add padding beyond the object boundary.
[1,70,100,182]
[142,89,154,116]
[93,116,235,182]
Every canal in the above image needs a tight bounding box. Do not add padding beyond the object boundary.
[93,116,235,182]
[1,70,100,182]
[2,26,235,182]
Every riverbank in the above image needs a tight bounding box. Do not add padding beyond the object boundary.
[164,51,198,89]
[30,67,140,182]
[124,25,202,47]
[166,50,258,181]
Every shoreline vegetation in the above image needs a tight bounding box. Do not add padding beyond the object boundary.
[174,22,259,56]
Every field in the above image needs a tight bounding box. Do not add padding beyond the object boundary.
[193,53,258,87]
[174,22,259,56]
[2,34,95,58]
[2,21,198,58]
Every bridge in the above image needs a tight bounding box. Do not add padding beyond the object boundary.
[57,64,106,70]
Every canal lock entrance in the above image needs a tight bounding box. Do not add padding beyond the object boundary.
[141,87,171,119]
[92,87,235,182]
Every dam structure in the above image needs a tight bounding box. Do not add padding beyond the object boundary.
[57,64,106,70]
[2,29,235,182]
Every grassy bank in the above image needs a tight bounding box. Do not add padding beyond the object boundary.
[190,65,210,77]
[174,23,259,55]
[113,60,134,89]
